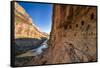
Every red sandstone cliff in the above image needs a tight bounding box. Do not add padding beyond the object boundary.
[47,4,97,64]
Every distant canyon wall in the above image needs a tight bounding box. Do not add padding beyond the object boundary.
[14,2,48,39]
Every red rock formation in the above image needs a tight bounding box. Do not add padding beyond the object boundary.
[47,4,97,64]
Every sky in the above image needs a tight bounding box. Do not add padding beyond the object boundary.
[17,2,53,34]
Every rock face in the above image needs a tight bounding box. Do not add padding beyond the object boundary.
[14,2,48,39]
[47,5,97,64]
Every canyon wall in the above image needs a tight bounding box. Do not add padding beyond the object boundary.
[14,2,48,39]
[47,4,97,64]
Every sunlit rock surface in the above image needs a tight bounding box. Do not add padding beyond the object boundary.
[15,2,48,39]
